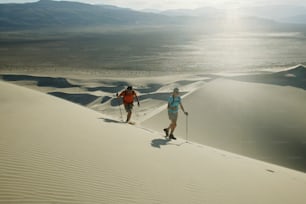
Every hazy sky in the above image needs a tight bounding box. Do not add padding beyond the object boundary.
[1,0,306,10]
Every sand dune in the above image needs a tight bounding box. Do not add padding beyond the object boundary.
[2,66,306,171]
[228,64,306,90]
[1,78,306,203]
[0,72,205,122]
[142,76,306,172]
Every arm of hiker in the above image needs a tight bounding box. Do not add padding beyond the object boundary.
[180,103,188,115]
[117,92,124,104]
[118,91,124,98]
[134,91,140,106]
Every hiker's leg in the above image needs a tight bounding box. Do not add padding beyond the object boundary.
[167,112,172,130]
[167,116,173,129]
[125,104,133,122]
[167,112,177,132]
[167,122,172,130]
[127,111,132,122]
[166,113,177,139]
[170,119,177,134]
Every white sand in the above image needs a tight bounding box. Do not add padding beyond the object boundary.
[142,77,306,171]
[1,78,306,203]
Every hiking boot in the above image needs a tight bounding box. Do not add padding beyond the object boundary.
[169,134,176,140]
[163,128,169,137]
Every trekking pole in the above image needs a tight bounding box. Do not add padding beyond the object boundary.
[135,101,140,122]
[186,113,189,142]
[116,92,123,122]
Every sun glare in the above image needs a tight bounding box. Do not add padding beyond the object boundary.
[221,9,245,32]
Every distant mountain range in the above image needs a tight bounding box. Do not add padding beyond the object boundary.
[160,5,306,24]
[0,0,178,30]
[237,5,306,24]
[0,0,305,31]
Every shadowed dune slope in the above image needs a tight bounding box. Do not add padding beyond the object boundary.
[142,78,306,172]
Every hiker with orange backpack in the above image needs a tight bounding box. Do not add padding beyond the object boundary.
[117,86,140,123]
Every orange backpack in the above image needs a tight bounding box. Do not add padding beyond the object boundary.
[121,90,135,104]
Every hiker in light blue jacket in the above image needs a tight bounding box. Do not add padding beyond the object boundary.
[163,88,188,140]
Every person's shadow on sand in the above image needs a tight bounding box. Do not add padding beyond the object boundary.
[151,138,170,149]
[99,118,122,124]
